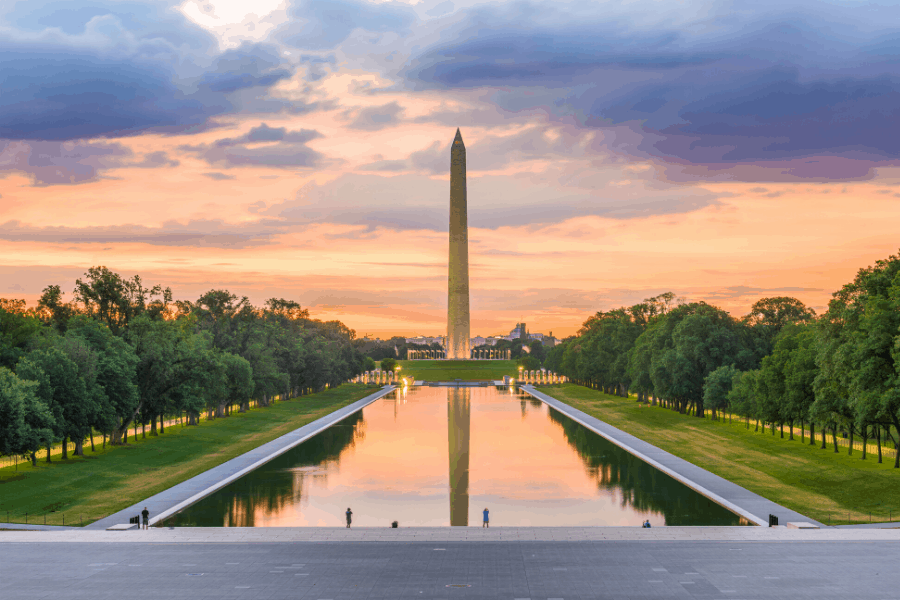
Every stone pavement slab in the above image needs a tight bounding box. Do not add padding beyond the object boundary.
[2,526,898,543]
[522,385,821,527]
[88,386,396,530]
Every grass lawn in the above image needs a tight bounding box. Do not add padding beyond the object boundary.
[543,384,900,525]
[398,359,518,381]
[0,384,377,526]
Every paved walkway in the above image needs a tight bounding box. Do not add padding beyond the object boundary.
[2,536,899,599]
[88,386,397,530]
[521,385,822,528]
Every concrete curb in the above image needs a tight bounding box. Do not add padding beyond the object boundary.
[0,523,76,531]
[88,386,397,529]
[521,385,822,528]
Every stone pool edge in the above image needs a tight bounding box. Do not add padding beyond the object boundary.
[88,386,397,530]
[521,385,823,528]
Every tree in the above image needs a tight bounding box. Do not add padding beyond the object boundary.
[74,266,171,334]
[815,252,900,465]
[743,296,816,356]
[221,352,254,417]
[36,285,77,332]
[783,327,819,445]
[0,301,42,370]
[527,340,547,364]
[125,315,206,440]
[633,302,751,417]
[518,356,541,371]
[0,368,54,465]
[66,316,139,447]
[16,345,93,460]
[380,357,398,372]
[728,369,761,429]
[703,364,737,420]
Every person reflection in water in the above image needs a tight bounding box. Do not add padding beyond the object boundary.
[346,507,353,528]
[483,508,489,528]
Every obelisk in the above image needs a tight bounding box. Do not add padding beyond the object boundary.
[447,128,471,360]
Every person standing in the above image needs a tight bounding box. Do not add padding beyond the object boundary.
[346,507,353,528]
[141,507,150,530]
[482,508,489,528]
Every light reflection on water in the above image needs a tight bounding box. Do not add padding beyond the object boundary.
[162,386,748,527]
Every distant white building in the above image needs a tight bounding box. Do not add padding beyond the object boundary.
[470,336,486,347]
[405,336,445,346]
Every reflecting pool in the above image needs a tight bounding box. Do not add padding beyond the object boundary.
[162,386,748,527]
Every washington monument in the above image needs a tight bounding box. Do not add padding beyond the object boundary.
[447,128,471,360]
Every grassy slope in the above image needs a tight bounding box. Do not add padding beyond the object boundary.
[544,384,900,525]
[0,384,376,526]
[398,359,518,381]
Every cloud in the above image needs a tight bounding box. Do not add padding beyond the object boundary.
[0,1,299,141]
[425,1,455,18]
[264,163,725,232]
[0,218,289,248]
[345,102,405,131]
[131,151,180,168]
[704,285,825,302]
[202,172,236,180]
[273,0,417,50]
[399,1,900,178]
[179,123,324,168]
[0,139,131,185]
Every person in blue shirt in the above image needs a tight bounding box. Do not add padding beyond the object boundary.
[346,508,353,528]
[642,519,651,528]
[483,508,489,528]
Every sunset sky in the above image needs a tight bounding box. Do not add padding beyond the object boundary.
[2,0,899,338]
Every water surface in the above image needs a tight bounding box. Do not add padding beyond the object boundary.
[163,386,747,527]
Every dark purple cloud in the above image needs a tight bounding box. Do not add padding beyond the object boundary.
[0,139,131,185]
[0,0,300,142]
[0,140,185,185]
[401,3,900,179]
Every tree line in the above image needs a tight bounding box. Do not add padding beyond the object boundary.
[0,266,368,465]
[545,251,900,467]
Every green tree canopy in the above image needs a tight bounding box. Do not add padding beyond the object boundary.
[0,367,54,463]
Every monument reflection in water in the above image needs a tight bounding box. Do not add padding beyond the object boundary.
[448,388,470,526]
[162,386,747,527]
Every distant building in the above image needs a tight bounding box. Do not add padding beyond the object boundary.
[406,336,445,346]
[507,323,527,340]
[470,336,486,347]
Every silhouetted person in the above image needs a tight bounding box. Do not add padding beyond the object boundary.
[141,507,150,530]
[483,508,489,528]
[346,508,353,528]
